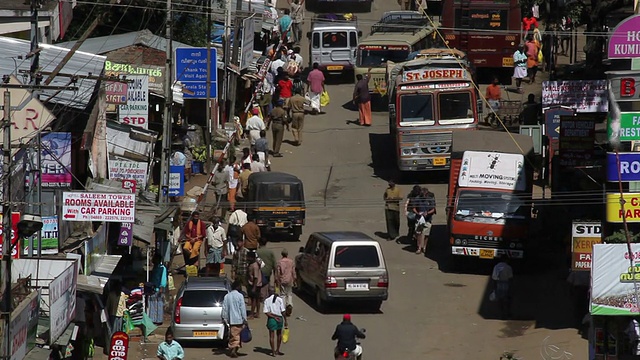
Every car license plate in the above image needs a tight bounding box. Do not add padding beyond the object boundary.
[346,283,369,291]
[502,57,514,67]
[479,249,495,259]
[193,330,218,337]
[275,222,285,227]
[327,65,343,71]
[433,158,446,166]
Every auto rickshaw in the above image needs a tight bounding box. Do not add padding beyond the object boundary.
[246,172,305,240]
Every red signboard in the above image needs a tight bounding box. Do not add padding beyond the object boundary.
[108,331,129,360]
[121,179,137,194]
[105,81,128,105]
[402,68,467,82]
[0,212,21,259]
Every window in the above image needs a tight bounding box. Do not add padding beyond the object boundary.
[349,31,358,48]
[181,289,227,307]
[357,49,410,67]
[439,92,473,120]
[260,183,301,202]
[312,33,320,48]
[455,190,528,220]
[322,31,348,48]
[400,94,434,124]
[334,246,380,268]
[305,238,316,253]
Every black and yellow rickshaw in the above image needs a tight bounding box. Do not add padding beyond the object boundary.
[246,172,305,240]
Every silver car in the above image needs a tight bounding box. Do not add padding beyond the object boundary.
[171,277,230,341]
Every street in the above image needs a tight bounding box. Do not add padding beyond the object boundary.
[132,2,589,360]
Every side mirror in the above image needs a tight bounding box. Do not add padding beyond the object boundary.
[306,32,311,39]
[299,246,305,253]
[358,30,363,37]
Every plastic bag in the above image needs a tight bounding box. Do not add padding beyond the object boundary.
[241,325,253,343]
[168,274,175,291]
[537,50,543,64]
[320,90,330,107]
[282,327,290,343]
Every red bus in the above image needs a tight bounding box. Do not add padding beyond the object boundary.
[441,0,521,84]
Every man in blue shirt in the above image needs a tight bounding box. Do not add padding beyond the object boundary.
[222,280,248,358]
[279,9,293,45]
[157,329,184,360]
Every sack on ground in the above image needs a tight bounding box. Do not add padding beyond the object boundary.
[282,327,290,343]
[320,90,330,107]
[241,325,253,343]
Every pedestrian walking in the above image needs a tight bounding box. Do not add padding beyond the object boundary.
[276,248,296,308]
[149,254,167,324]
[250,155,268,173]
[255,130,270,169]
[225,160,240,211]
[157,329,184,360]
[403,185,421,244]
[306,62,325,114]
[525,34,540,83]
[287,90,308,146]
[353,68,372,126]
[520,93,541,125]
[238,162,253,199]
[277,72,294,103]
[512,45,527,94]
[205,218,227,276]
[288,0,304,44]
[212,161,229,217]
[267,99,287,157]
[383,180,402,241]
[232,237,250,290]
[413,187,436,254]
[246,107,266,146]
[263,285,288,357]
[248,251,264,318]
[278,9,293,46]
[491,255,514,319]
[484,77,501,124]
[241,217,261,251]
[521,11,538,39]
[222,280,248,358]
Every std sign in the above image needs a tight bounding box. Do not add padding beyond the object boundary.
[571,221,602,271]
[108,331,129,360]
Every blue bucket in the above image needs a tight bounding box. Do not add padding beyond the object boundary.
[192,161,203,174]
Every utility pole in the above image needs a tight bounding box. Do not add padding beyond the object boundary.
[206,0,212,171]
[30,0,40,85]
[222,0,232,124]
[29,0,42,258]
[1,89,11,360]
[228,0,243,119]
[160,0,173,203]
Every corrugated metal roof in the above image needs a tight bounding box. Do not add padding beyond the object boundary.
[0,36,106,110]
[56,29,192,55]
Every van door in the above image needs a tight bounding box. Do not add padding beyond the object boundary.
[321,30,351,69]
[349,31,358,66]
[311,32,321,67]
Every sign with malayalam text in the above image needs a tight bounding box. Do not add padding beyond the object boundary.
[0,212,22,259]
[105,81,128,105]
[118,75,149,129]
[40,132,72,188]
[169,165,185,197]
[458,151,526,191]
[0,290,40,360]
[542,80,608,113]
[559,114,596,167]
[591,243,640,315]
[108,159,148,189]
[175,47,218,99]
[605,192,640,223]
[607,15,640,59]
[107,331,130,360]
[402,68,467,82]
[62,192,135,223]
[104,61,164,95]
[606,152,640,182]
[571,221,602,271]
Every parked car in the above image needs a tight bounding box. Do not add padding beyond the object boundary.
[295,231,389,312]
[171,277,230,342]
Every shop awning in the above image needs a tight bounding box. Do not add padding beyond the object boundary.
[76,255,122,294]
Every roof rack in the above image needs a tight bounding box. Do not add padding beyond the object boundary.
[370,19,430,34]
[312,13,358,25]
[412,48,468,60]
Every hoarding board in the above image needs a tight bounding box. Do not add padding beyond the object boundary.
[0,290,40,360]
[0,212,22,259]
[591,243,640,315]
[607,112,640,141]
[117,75,149,129]
[62,192,135,223]
[558,114,596,166]
[49,260,77,343]
[22,216,59,255]
[108,159,148,189]
[605,192,640,223]
[105,81,128,105]
[571,221,602,271]
[402,68,467,82]
[40,132,72,188]
[541,80,608,112]
[457,151,526,191]
[606,152,640,182]
[607,15,640,59]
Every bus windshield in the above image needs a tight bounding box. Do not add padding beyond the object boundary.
[358,48,410,67]
[400,94,434,125]
[438,91,474,125]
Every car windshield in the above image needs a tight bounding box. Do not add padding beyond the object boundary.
[455,190,528,220]
[182,289,227,307]
[438,91,474,123]
[259,183,302,202]
[334,246,380,268]
[400,94,434,125]
[357,49,410,67]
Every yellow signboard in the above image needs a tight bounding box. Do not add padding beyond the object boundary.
[606,193,640,222]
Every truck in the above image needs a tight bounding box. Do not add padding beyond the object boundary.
[307,14,361,77]
[386,48,478,172]
[447,131,534,264]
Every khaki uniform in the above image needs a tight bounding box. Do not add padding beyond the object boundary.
[269,106,287,154]
[287,94,307,145]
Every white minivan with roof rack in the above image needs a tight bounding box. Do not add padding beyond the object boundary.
[307,14,362,76]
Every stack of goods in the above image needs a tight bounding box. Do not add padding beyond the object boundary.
[127,286,145,325]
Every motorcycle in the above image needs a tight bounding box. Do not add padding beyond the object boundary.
[336,328,366,360]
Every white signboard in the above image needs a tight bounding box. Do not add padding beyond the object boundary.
[118,75,149,129]
[458,151,526,191]
[240,17,256,70]
[108,159,149,189]
[591,243,640,315]
[62,192,135,223]
[49,261,77,343]
[541,80,608,113]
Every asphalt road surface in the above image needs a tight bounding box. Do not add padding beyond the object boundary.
[134,2,588,359]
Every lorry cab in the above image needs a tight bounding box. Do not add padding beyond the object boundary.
[246,172,305,240]
[307,13,362,76]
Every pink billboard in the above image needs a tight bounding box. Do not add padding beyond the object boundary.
[608,15,640,59]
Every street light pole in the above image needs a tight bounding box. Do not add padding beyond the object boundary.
[160,0,173,203]
[1,89,12,360]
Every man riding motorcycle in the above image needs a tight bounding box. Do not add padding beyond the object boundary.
[331,314,366,359]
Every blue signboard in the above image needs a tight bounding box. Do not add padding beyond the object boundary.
[607,152,640,182]
[175,47,217,99]
[169,165,185,196]
[544,106,575,140]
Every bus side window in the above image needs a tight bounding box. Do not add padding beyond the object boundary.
[349,31,358,48]
[312,32,320,49]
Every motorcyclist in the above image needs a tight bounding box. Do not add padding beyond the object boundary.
[331,314,366,359]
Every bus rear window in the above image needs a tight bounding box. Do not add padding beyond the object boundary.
[322,32,348,48]
[455,9,508,30]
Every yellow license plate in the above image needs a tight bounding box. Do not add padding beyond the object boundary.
[275,222,285,227]
[479,249,495,259]
[433,158,446,166]
[193,331,218,337]
[502,57,513,67]
[327,65,343,71]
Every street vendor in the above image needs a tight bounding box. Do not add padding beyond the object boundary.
[182,211,206,266]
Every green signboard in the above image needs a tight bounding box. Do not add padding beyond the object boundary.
[608,112,640,141]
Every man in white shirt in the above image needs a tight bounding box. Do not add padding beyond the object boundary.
[263,285,287,356]
[246,108,266,146]
[271,56,285,78]
[227,209,248,254]
[250,156,267,173]
[225,162,240,212]
[291,47,303,69]
[206,218,227,276]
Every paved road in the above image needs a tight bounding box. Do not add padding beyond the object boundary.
[129,2,588,360]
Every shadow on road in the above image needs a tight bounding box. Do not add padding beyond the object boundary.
[293,288,383,315]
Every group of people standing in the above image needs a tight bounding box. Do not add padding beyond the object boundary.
[383,182,437,254]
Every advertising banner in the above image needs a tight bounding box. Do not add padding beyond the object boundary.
[607,112,640,141]
[108,159,148,189]
[40,132,72,188]
[607,15,640,59]
[105,81,128,105]
[559,114,597,167]
[606,152,640,182]
[541,80,608,113]
[118,75,149,129]
[104,61,164,95]
[107,331,130,360]
[240,17,255,70]
[0,289,40,360]
[571,221,602,271]
[608,73,640,101]
[606,193,640,223]
[48,260,77,343]
[457,151,526,191]
[62,192,135,223]
[0,212,22,259]
[118,179,135,247]
[22,216,59,255]
[591,243,640,315]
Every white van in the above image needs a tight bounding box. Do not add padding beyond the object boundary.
[307,14,362,76]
